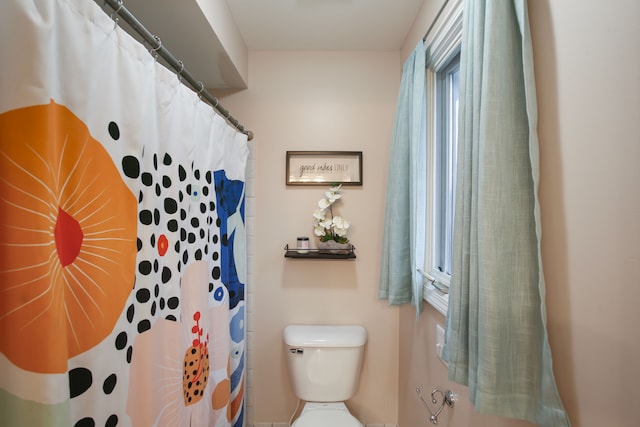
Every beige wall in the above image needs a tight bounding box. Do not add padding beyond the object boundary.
[218,0,640,425]
[398,1,640,427]
[195,0,248,86]
[218,51,402,425]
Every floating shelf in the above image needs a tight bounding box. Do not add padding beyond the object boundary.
[284,244,356,259]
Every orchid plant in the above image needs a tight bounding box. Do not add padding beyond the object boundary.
[313,184,350,244]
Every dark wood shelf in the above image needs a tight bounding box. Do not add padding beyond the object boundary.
[284,244,356,259]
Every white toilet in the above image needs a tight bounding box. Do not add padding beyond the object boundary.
[284,324,367,427]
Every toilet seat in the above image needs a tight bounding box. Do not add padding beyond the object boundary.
[292,402,362,427]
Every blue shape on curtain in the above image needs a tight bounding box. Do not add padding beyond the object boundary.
[233,408,244,427]
[230,353,245,395]
[214,170,245,310]
[214,169,246,427]
[230,306,245,343]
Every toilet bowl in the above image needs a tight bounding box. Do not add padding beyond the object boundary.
[292,402,362,427]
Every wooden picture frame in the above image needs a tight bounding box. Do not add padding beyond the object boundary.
[286,151,363,186]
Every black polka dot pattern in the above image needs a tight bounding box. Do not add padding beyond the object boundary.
[74,417,96,427]
[69,367,92,398]
[66,120,240,427]
[114,148,224,374]
[105,415,118,427]
[103,374,117,394]
[109,122,120,140]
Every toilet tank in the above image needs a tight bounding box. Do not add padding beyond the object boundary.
[284,325,367,402]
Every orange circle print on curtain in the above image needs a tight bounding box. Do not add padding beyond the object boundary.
[0,100,137,374]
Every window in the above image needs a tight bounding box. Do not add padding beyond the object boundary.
[423,0,462,315]
[434,53,459,278]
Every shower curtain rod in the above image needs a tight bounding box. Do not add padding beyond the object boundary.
[422,0,451,42]
[100,0,254,141]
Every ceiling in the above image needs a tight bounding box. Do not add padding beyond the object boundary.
[105,0,425,89]
[224,0,425,51]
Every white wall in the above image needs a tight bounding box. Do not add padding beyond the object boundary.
[397,1,640,426]
[218,50,402,425]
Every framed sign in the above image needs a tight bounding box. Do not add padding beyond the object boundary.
[286,151,363,186]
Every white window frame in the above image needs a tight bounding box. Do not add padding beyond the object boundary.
[423,0,463,316]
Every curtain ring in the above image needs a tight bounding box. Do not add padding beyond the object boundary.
[114,0,123,14]
[151,35,162,52]
[197,82,206,99]
[110,0,123,24]
[176,60,185,82]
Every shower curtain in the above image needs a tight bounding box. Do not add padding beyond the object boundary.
[0,1,248,426]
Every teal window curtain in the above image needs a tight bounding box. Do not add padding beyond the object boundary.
[442,1,570,426]
[378,41,427,316]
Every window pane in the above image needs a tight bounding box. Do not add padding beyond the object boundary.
[435,54,460,277]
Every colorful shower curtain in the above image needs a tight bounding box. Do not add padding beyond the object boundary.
[0,1,248,426]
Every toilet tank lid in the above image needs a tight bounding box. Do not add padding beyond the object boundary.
[284,325,367,348]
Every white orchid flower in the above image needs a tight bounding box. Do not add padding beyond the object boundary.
[334,228,348,237]
[324,190,342,203]
[318,198,332,210]
[332,216,350,237]
[313,209,326,221]
[332,216,349,229]
[319,218,333,229]
[313,225,326,237]
[311,185,350,243]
